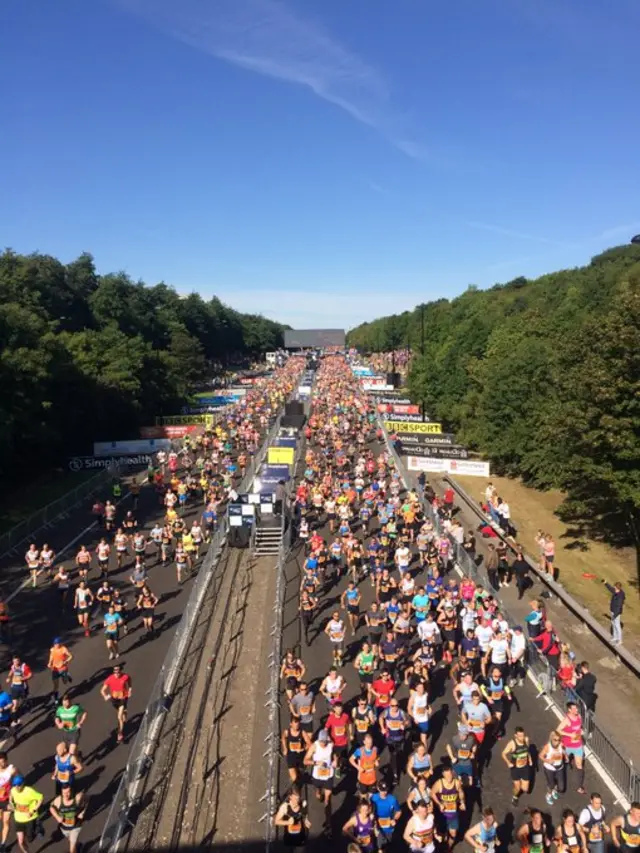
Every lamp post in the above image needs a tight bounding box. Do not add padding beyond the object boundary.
[420,304,426,421]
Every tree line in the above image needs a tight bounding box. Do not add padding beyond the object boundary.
[347,245,640,576]
[0,249,287,481]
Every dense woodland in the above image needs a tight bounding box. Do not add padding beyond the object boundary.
[0,249,286,480]
[348,245,640,572]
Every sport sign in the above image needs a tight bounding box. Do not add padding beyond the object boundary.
[267,446,295,466]
[398,443,469,459]
[385,420,442,435]
[397,433,456,447]
[140,425,199,439]
[155,414,215,427]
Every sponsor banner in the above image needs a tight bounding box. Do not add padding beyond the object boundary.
[94,439,171,457]
[382,413,425,423]
[406,456,448,473]
[140,425,199,439]
[397,433,457,447]
[273,437,297,449]
[298,385,312,397]
[239,377,256,385]
[406,456,490,477]
[399,444,469,460]
[181,405,225,415]
[255,463,290,491]
[447,459,491,477]
[195,395,238,406]
[385,420,443,435]
[155,414,215,427]
[363,382,395,392]
[378,404,420,415]
[69,454,151,472]
[379,397,411,405]
[367,388,407,397]
[267,446,295,467]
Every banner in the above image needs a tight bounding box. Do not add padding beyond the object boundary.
[94,439,171,457]
[155,414,215,427]
[385,420,442,434]
[141,425,199,439]
[377,403,420,415]
[406,456,490,477]
[363,382,394,392]
[69,454,151,472]
[448,459,491,477]
[273,437,297,449]
[397,433,456,447]
[379,397,411,405]
[398,444,469,459]
[267,446,295,467]
[381,412,424,422]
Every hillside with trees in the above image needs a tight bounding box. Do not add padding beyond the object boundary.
[0,249,286,480]
[347,245,640,575]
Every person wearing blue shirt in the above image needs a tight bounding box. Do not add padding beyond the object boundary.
[371,780,401,844]
[0,691,13,726]
[103,605,123,660]
[412,590,430,623]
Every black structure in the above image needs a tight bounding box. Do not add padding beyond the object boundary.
[284,329,345,349]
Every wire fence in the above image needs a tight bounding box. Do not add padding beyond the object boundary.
[0,464,124,561]
[98,416,282,853]
[261,403,309,851]
[379,419,640,808]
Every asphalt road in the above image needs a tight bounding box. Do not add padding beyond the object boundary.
[276,438,617,852]
[0,470,210,853]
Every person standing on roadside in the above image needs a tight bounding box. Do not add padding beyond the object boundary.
[512,551,530,600]
[602,580,625,646]
[485,545,499,591]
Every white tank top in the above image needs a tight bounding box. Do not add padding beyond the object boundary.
[411,814,435,852]
[412,693,429,722]
[325,676,342,696]
[312,743,334,780]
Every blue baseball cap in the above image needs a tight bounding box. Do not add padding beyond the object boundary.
[53,637,61,645]
[12,775,24,787]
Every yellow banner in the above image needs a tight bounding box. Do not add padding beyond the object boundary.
[267,446,295,466]
[155,414,215,427]
[385,420,442,434]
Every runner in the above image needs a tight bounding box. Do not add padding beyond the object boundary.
[49,785,87,853]
[9,775,44,853]
[0,752,16,852]
[273,786,310,848]
[103,603,124,659]
[6,657,32,727]
[25,545,40,589]
[464,807,500,853]
[100,663,132,743]
[54,694,87,756]
[51,742,83,793]
[501,726,532,806]
[136,585,159,635]
[47,639,73,704]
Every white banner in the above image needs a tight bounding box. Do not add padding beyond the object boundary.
[447,459,491,477]
[298,385,312,396]
[94,439,172,457]
[363,382,394,391]
[407,456,490,477]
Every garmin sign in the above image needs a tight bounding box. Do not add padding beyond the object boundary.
[68,454,152,472]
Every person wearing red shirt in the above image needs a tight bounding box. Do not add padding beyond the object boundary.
[532,621,561,671]
[100,664,132,743]
[371,671,396,713]
[443,487,455,509]
[325,701,350,776]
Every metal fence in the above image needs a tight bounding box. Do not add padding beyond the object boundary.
[99,416,283,853]
[0,464,123,561]
[379,420,639,808]
[261,406,309,851]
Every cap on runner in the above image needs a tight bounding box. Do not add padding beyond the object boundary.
[11,775,25,787]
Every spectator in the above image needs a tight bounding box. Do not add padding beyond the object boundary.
[557,644,577,690]
[463,530,476,558]
[532,620,561,671]
[496,498,511,535]
[443,485,455,512]
[485,544,500,591]
[524,600,544,639]
[274,480,286,515]
[496,540,510,587]
[574,662,597,712]
[512,551,530,600]
[602,580,625,646]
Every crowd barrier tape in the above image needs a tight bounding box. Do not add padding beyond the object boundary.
[379,414,639,809]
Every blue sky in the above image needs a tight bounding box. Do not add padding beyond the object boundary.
[2,0,639,329]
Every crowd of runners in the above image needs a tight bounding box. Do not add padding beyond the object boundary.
[274,355,640,853]
[0,360,302,853]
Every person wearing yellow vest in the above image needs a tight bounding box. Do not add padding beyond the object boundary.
[9,775,44,852]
